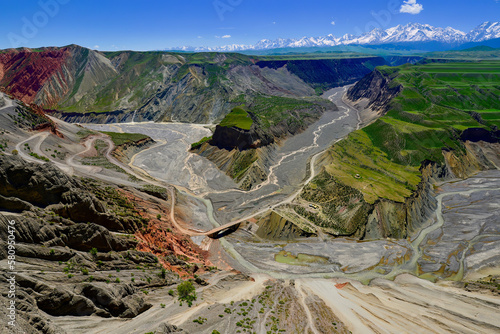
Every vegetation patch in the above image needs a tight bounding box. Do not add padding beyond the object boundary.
[218,107,253,130]
[316,60,500,205]
[190,136,212,150]
[101,131,150,146]
[177,280,197,307]
[274,250,329,266]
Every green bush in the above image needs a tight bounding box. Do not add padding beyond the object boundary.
[177,281,197,307]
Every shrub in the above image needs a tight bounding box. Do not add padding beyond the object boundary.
[177,281,197,307]
[193,317,206,324]
[81,268,89,275]
[89,248,98,256]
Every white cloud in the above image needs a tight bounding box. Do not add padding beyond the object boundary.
[222,34,231,38]
[197,36,202,39]
[400,0,423,14]
[331,21,336,26]
[273,21,276,24]
[93,45,100,49]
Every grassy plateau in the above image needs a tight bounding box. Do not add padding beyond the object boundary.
[317,60,500,204]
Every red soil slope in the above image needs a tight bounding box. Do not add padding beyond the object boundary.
[0,48,70,105]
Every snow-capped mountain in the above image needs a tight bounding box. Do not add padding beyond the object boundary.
[380,23,466,43]
[466,21,500,42]
[170,22,500,52]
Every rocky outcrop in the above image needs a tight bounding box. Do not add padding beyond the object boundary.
[48,109,133,124]
[211,122,273,151]
[256,57,388,90]
[0,155,78,207]
[112,137,156,163]
[195,100,329,189]
[0,155,138,231]
[155,323,190,334]
[364,162,446,239]
[460,128,500,143]
[347,138,500,240]
[256,212,316,240]
[0,47,71,105]
[76,283,151,318]
[13,274,151,318]
[346,68,402,124]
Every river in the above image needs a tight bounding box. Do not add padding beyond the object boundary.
[84,86,500,283]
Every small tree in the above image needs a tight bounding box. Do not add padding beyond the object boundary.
[177,281,196,307]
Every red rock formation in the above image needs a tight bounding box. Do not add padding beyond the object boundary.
[0,47,70,105]
[117,189,215,278]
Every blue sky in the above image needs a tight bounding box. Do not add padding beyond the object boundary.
[0,0,498,50]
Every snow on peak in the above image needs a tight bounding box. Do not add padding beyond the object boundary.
[171,22,500,52]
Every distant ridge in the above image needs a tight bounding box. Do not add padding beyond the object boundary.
[170,22,500,53]
[461,46,497,52]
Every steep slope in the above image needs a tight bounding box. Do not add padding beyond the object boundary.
[192,96,333,190]
[291,60,500,238]
[256,57,387,91]
[1,47,389,124]
[0,45,117,108]
[0,96,216,332]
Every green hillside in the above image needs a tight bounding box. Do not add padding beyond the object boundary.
[219,107,253,130]
[315,60,500,204]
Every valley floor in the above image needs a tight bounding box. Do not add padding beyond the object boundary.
[1,89,500,333]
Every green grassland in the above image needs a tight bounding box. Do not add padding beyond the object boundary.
[317,60,500,204]
[421,47,500,61]
[248,95,322,129]
[218,96,324,131]
[101,131,150,146]
[218,107,253,130]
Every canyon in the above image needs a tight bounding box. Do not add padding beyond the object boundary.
[0,46,499,334]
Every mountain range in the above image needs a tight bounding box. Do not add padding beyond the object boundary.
[173,21,500,52]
